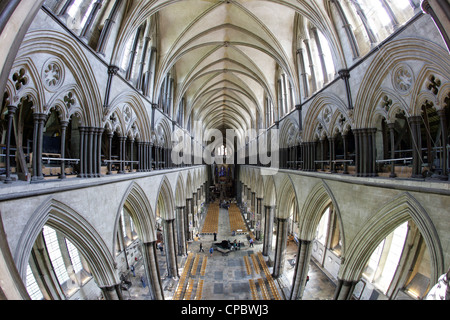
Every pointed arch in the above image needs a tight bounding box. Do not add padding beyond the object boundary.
[156,175,175,220]
[113,182,156,249]
[16,30,104,126]
[186,171,193,198]
[299,180,346,255]
[263,175,277,207]
[175,173,186,207]
[14,198,118,288]
[277,175,297,219]
[341,192,444,284]
[255,170,264,199]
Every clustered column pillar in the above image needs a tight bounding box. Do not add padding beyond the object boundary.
[272,217,288,279]
[176,206,187,256]
[353,128,377,177]
[290,240,312,300]
[142,241,164,300]
[256,197,263,240]
[186,198,193,241]
[163,218,178,278]
[263,205,275,256]
[408,116,423,178]
[32,113,46,181]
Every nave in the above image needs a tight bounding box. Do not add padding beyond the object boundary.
[125,202,335,300]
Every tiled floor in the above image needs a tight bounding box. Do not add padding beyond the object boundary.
[125,203,336,300]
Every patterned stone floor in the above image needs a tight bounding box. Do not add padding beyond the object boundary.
[124,203,336,300]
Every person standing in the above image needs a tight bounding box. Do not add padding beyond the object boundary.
[199,242,205,252]
[209,246,214,257]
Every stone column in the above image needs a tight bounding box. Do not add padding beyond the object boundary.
[164,218,178,278]
[4,105,17,183]
[251,192,256,229]
[263,205,275,256]
[176,206,187,256]
[272,217,288,278]
[78,127,86,178]
[311,26,329,84]
[256,197,263,240]
[352,0,378,45]
[388,122,397,178]
[32,113,46,181]
[186,198,193,241]
[59,120,69,179]
[368,128,377,177]
[320,139,325,171]
[330,0,360,59]
[343,133,349,174]
[96,0,123,54]
[290,240,312,300]
[80,0,103,39]
[303,39,317,93]
[296,48,309,99]
[118,136,125,174]
[408,116,423,178]
[107,132,113,174]
[354,129,362,176]
[125,26,142,80]
[437,109,448,179]
[142,241,164,300]
[129,138,134,172]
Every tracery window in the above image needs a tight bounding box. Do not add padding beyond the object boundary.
[25,225,93,299]
[362,221,408,295]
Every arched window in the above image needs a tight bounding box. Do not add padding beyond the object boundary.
[26,225,94,299]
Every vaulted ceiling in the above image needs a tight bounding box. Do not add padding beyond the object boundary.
[115,0,343,141]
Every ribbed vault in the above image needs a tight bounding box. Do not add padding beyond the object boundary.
[111,0,346,144]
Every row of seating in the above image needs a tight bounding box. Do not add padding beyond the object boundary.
[201,203,219,234]
[258,278,270,300]
[184,278,195,300]
[195,279,204,300]
[250,254,261,274]
[229,204,248,233]
[257,252,282,300]
[200,256,208,276]
[191,254,201,276]
[244,256,252,276]
[174,252,208,300]
[249,279,259,300]
[173,252,194,300]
